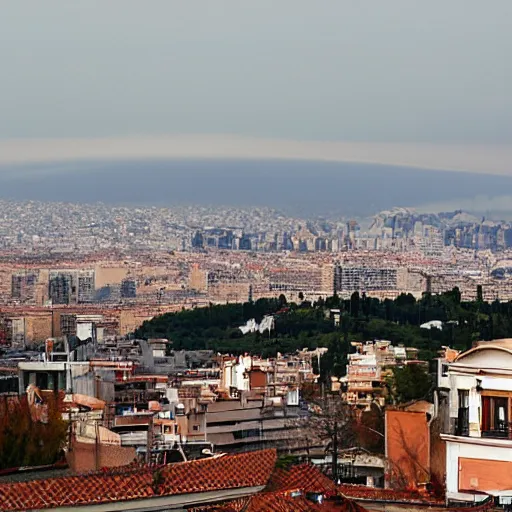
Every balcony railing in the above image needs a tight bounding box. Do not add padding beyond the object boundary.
[455,407,469,437]
[482,421,511,439]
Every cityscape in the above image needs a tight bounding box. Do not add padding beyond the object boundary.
[1,196,512,510]
[1,1,512,511]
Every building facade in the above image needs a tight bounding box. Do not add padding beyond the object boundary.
[440,339,512,503]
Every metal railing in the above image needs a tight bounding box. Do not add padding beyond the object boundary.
[455,407,469,437]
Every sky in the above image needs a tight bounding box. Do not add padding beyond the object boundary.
[0,0,511,171]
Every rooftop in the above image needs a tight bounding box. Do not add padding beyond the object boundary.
[0,449,277,511]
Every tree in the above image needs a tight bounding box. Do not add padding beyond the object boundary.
[477,284,484,303]
[388,365,432,404]
[135,292,512,366]
[292,393,358,481]
[357,403,385,454]
[0,394,68,470]
[315,296,325,308]
[361,292,370,319]
[278,294,287,307]
[350,291,360,318]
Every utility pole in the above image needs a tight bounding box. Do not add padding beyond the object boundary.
[332,420,338,483]
[146,415,154,464]
[95,419,100,471]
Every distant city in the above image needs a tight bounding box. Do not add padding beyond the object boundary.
[2,199,512,256]
[0,199,511,348]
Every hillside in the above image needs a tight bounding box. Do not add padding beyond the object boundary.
[135,290,512,378]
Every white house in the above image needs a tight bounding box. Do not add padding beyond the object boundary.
[440,339,512,503]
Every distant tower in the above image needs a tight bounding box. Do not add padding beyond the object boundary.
[121,278,137,298]
[49,273,72,305]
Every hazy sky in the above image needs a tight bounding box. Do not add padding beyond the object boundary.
[1,0,510,145]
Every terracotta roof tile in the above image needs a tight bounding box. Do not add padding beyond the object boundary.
[197,465,369,512]
[0,450,277,511]
[268,464,337,494]
[201,492,369,512]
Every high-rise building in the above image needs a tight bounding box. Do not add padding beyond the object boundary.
[120,278,137,298]
[49,273,73,305]
[11,271,38,302]
[77,270,95,303]
[49,270,95,305]
[334,265,398,294]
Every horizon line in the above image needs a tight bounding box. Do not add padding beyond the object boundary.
[1,134,512,176]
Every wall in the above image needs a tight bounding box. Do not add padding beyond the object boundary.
[94,266,128,288]
[459,457,512,493]
[457,348,512,370]
[66,440,136,472]
[385,410,430,490]
[25,314,53,342]
[445,438,512,495]
[249,370,266,389]
[119,310,154,335]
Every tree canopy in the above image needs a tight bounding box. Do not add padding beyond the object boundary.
[135,288,512,380]
[0,394,67,470]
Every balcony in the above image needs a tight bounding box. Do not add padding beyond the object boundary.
[455,407,469,437]
[481,422,511,440]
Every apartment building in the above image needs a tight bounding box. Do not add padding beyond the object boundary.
[440,338,512,504]
[267,264,329,299]
[48,269,95,304]
[11,270,38,303]
[17,336,96,394]
[340,340,422,408]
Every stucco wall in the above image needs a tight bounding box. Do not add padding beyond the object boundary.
[385,410,430,489]
[446,439,512,494]
[457,348,512,369]
[66,441,136,473]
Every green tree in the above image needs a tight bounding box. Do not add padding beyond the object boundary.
[350,291,360,318]
[477,285,484,303]
[388,365,432,404]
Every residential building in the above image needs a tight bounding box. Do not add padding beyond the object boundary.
[440,338,512,504]
[17,336,96,395]
[339,340,423,408]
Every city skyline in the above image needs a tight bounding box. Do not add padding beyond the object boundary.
[1,1,512,508]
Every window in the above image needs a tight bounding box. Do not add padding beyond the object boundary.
[233,428,260,440]
[441,364,449,377]
[456,390,469,436]
[459,389,469,408]
[192,424,200,432]
[36,372,48,390]
[482,396,509,438]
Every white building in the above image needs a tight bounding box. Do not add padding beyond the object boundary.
[440,339,512,503]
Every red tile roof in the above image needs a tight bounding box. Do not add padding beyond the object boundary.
[200,492,369,512]
[196,464,369,512]
[210,492,316,512]
[0,450,277,511]
[269,463,337,494]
